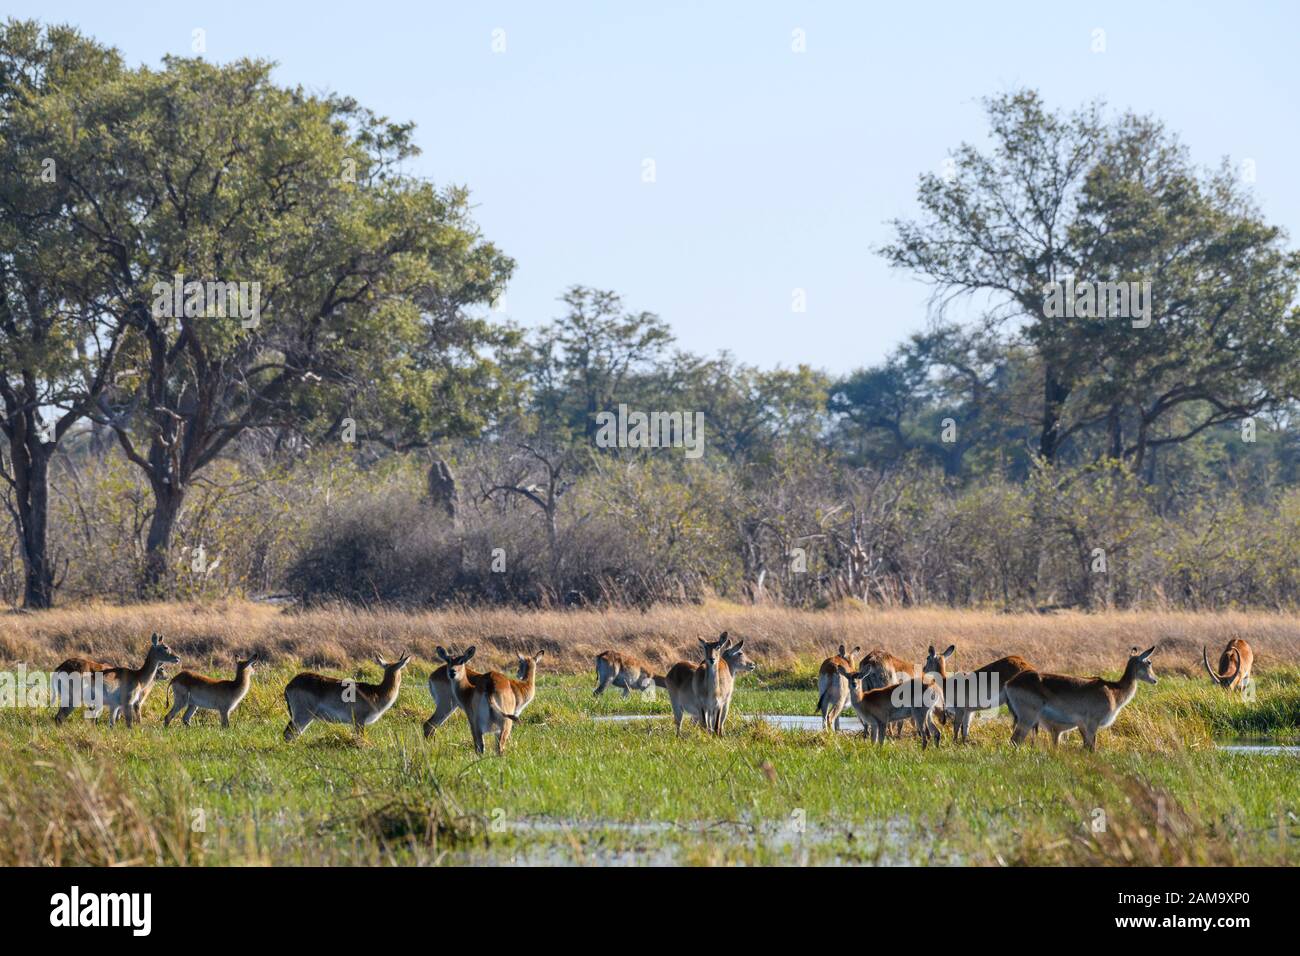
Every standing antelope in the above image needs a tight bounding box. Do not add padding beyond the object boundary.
[165,655,260,728]
[1203,638,1253,692]
[858,649,921,737]
[282,655,410,740]
[1005,647,1157,751]
[434,646,544,754]
[593,650,662,699]
[815,643,861,731]
[839,666,943,748]
[424,653,526,738]
[661,633,753,736]
[923,644,1034,743]
[53,633,180,727]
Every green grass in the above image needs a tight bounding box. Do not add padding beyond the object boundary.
[1,663,1297,866]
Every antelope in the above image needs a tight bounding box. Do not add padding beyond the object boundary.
[282,654,410,740]
[164,655,260,727]
[53,633,180,727]
[815,643,861,731]
[593,650,662,699]
[424,654,527,738]
[660,634,754,736]
[434,646,544,754]
[858,648,922,738]
[839,665,944,748]
[1203,638,1253,692]
[1005,646,1157,751]
[923,644,1034,743]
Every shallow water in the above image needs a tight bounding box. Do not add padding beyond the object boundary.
[1217,743,1300,755]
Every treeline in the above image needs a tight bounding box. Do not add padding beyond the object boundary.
[3,22,1300,611]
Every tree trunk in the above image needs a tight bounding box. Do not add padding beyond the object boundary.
[1038,366,1070,462]
[140,481,184,598]
[11,439,54,609]
[427,455,465,575]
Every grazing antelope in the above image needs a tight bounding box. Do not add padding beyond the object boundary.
[923,644,1034,743]
[815,643,861,731]
[282,655,410,740]
[661,634,754,736]
[424,654,527,738]
[434,646,544,754]
[858,649,922,738]
[1203,638,1253,692]
[164,655,259,728]
[593,650,662,699]
[53,633,180,727]
[839,666,944,748]
[1005,646,1157,751]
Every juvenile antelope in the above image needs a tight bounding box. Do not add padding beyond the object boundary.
[593,650,662,699]
[424,653,527,738]
[282,654,410,740]
[165,655,260,728]
[923,644,1034,743]
[434,646,544,754]
[1005,647,1157,751]
[815,643,861,731]
[53,633,180,727]
[839,665,943,748]
[858,649,921,737]
[1203,638,1253,692]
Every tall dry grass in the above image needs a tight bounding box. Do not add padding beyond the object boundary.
[2,599,1299,676]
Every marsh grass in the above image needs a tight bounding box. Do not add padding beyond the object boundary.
[0,650,1296,866]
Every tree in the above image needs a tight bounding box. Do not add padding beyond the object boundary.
[73,56,512,591]
[882,90,1300,468]
[519,286,673,441]
[0,21,129,607]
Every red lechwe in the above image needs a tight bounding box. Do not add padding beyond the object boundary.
[282,655,410,740]
[53,633,180,727]
[164,655,260,728]
[1202,638,1254,692]
[1005,647,1158,751]
[815,643,861,731]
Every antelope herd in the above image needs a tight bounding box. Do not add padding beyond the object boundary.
[42,634,1258,754]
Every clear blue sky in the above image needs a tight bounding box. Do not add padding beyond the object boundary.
[11,1,1299,374]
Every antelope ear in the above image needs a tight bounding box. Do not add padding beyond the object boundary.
[943,644,956,658]
[1131,646,1140,656]
[464,645,477,662]
[719,631,729,643]
[851,646,861,656]
[928,645,936,655]
[152,633,160,646]
[535,649,546,660]
[374,656,388,667]
[1140,646,1155,660]
[731,638,744,651]
[699,638,709,648]
[838,644,846,657]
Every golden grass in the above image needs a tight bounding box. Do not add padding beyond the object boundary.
[2,599,1299,676]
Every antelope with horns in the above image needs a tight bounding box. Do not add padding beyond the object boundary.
[435,646,544,754]
[923,644,1034,743]
[815,643,861,731]
[660,634,754,736]
[838,666,944,748]
[282,654,410,740]
[424,653,527,738]
[165,655,260,728]
[53,633,180,727]
[1005,647,1157,751]
[1203,638,1253,692]
[593,651,662,699]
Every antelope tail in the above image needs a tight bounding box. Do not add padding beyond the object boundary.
[814,689,829,716]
